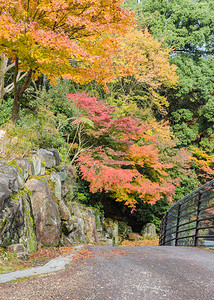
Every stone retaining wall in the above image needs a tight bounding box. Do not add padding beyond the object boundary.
[0,149,119,254]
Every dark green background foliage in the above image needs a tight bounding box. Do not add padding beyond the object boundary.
[125,0,214,149]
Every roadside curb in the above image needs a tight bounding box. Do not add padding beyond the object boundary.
[0,245,84,284]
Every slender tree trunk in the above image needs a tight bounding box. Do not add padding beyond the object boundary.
[0,54,8,104]
[11,56,33,125]
[43,74,48,91]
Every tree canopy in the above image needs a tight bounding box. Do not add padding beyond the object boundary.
[0,0,133,123]
[68,92,178,208]
[124,0,214,149]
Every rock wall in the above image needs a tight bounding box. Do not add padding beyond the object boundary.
[0,149,119,254]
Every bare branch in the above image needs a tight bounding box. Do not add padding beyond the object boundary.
[57,117,74,131]
[4,71,28,94]
[5,61,15,73]
[19,69,33,97]
[13,56,19,100]
[5,58,22,73]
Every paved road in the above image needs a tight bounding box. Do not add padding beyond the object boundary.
[0,246,213,300]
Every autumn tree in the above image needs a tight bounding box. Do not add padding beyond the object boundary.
[68,93,178,208]
[0,0,133,124]
[109,28,178,112]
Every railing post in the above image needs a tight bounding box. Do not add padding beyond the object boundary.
[175,203,181,246]
[162,211,168,246]
[194,190,203,247]
[159,222,163,246]
[159,215,166,246]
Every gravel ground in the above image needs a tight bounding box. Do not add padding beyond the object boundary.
[0,246,213,300]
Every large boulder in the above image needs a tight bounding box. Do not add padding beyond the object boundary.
[50,172,61,200]
[49,148,61,166]
[65,203,86,243]
[18,193,37,253]
[0,182,12,212]
[64,165,76,201]
[60,233,73,247]
[51,167,68,200]
[0,199,23,246]
[61,184,69,198]
[0,160,24,192]
[14,159,31,181]
[118,221,132,240]
[28,156,42,176]
[68,202,83,219]
[140,223,157,238]
[57,166,68,182]
[82,210,99,244]
[58,199,71,221]
[37,149,56,168]
[103,218,119,246]
[25,178,61,247]
[7,243,29,260]
[63,216,86,243]
[0,174,10,189]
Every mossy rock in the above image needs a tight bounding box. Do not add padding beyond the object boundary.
[118,221,132,240]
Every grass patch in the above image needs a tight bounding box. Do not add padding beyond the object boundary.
[0,246,76,274]
[0,248,31,274]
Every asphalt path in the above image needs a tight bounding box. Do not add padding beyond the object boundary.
[0,246,213,300]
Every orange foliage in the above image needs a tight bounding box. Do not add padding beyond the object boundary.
[0,0,133,84]
[120,239,159,247]
[114,28,178,87]
[110,28,178,107]
[69,93,177,208]
[191,147,214,182]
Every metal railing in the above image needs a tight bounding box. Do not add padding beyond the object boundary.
[159,179,214,247]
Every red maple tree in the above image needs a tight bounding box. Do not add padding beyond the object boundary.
[68,93,177,208]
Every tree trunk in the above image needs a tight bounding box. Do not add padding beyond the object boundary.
[11,89,22,125]
[11,56,33,125]
[0,54,8,104]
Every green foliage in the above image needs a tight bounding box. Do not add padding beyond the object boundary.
[72,179,105,219]
[171,109,199,147]
[20,111,62,148]
[125,0,214,52]
[173,172,200,203]
[173,123,199,147]
[0,123,35,160]
[107,94,155,121]
[199,136,214,154]
[172,55,214,108]
[124,0,214,149]
[200,97,214,123]
[130,198,171,233]
[0,97,13,126]
[73,180,93,206]
[0,81,77,161]
[172,109,193,123]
